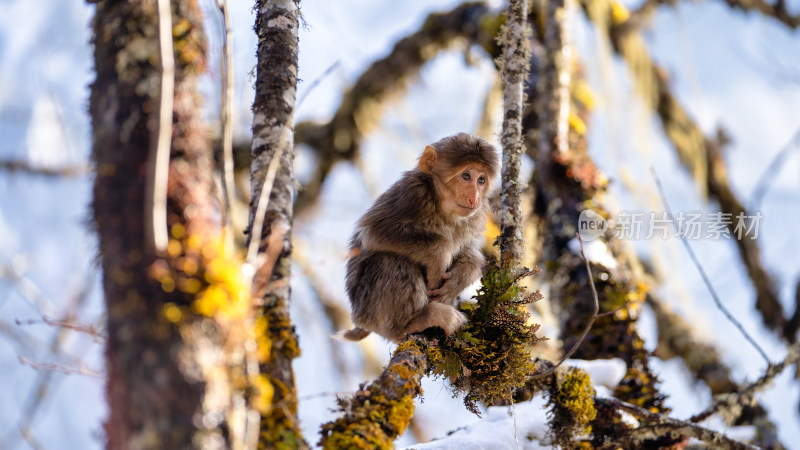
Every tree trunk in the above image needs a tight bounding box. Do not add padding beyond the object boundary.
[250,0,306,447]
[90,0,241,447]
[498,0,531,270]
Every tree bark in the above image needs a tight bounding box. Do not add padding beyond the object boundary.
[498,0,531,270]
[90,0,233,447]
[250,0,306,447]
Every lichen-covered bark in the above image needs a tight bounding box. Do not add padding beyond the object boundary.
[319,337,429,449]
[89,0,229,447]
[595,397,760,450]
[293,2,494,214]
[250,0,305,447]
[497,0,530,269]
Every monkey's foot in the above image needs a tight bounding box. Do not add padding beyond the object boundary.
[401,302,467,341]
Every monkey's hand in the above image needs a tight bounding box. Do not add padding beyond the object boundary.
[427,272,460,305]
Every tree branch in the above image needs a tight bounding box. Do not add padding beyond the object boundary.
[319,336,431,448]
[0,160,89,177]
[690,342,800,423]
[597,397,760,450]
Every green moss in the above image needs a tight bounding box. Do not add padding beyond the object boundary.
[432,259,545,412]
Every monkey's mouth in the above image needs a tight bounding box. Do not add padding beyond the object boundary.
[455,204,478,214]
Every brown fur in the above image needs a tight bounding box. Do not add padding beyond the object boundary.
[343,133,499,342]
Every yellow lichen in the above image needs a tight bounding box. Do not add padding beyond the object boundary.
[254,316,272,362]
[569,112,587,135]
[252,374,275,414]
[170,223,186,239]
[548,367,597,446]
[167,239,182,258]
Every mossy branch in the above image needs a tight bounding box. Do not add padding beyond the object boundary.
[319,336,430,449]
[320,260,544,446]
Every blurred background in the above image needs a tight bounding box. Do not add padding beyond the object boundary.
[1,0,799,447]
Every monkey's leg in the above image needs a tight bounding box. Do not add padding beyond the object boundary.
[346,251,429,341]
[428,240,483,306]
[395,302,467,342]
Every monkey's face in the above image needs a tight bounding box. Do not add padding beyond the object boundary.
[441,164,490,218]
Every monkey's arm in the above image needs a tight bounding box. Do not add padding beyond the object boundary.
[427,238,484,306]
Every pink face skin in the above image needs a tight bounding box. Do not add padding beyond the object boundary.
[442,164,489,218]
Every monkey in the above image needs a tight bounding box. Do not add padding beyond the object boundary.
[341,133,499,343]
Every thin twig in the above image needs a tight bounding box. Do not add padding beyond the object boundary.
[15,316,103,342]
[19,356,102,378]
[651,167,771,365]
[0,264,57,317]
[530,233,600,379]
[217,0,236,254]
[145,0,176,254]
[296,61,340,108]
[690,342,800,423]
[750,124,800,210]
[0,160,89,177]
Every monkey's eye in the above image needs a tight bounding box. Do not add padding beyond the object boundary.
[478,176,486,185]
[461,172,471,181]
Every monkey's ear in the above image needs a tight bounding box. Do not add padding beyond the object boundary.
[419,145,438,173]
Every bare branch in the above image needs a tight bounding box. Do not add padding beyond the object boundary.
[0,264,57,316]
[0,160,89,177]
[750,124,800,211]
[19,356,102,378]
[217,0,236,254]
[690,342,800,423]
[720,0,800,29]
[597,397,760,450]
[651,167,771,365]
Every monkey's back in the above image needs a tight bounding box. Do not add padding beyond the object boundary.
[345,249,428,340]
